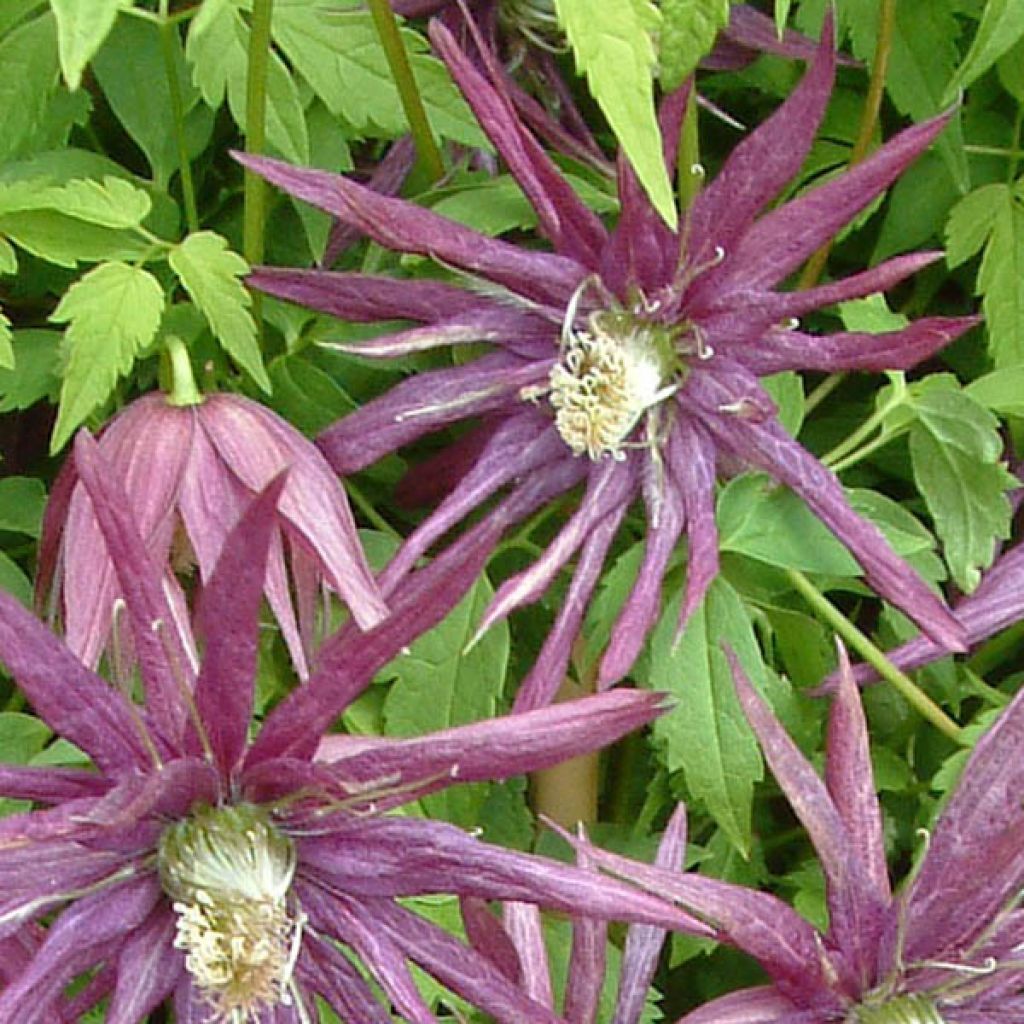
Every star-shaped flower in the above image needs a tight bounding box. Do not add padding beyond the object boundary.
[567,644,1024,1022]
[243,14,973,711]
[0,432,696,1023]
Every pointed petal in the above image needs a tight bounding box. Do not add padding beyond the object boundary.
[298,930,394,1024]
[675,985,808,1023]
[728,649,885,985]
[74,430,194,750]
[188,475,286,774]
[249,267,487,323]
[614,804,688,1024]
[106,906,181,1024]
[688,365,965,652]
[0,590,151,774]
[685,15,835,273]
[715,3,840,67]
[460,897,522,983]
[0,764,109,804]
[34,454,75,618]
[826,642,890,907]
[317,352,551,474]
[200,394,388,630]
[708,110,954,293]
[731,316,980,375]
[565,844,607,1024]
[430,19,608,267]
[503,902,554,1008]
[235,152,586,306]
[515,500,627,711]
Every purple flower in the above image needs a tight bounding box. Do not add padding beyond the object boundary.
[243,14,973,710]
[460,807,692,1023]
[0,431,698,1023]
[36,390,388,680]
[566,644,1024,1022]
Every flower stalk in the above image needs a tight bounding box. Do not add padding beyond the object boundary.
[158,0,199,233]
[164,334,203,408]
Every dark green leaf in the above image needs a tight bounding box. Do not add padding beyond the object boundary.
[0,329,60,412]
[0,477,46,536]
[944,0,1024,100]
[0,12,59,163]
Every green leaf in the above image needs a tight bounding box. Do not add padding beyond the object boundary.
[0,476,46,536]
[381,571,508,826]
[0,176,151,227]
[50,0,120,90]
[0,551,32,606]
[267,353,357,436]
[0,235,17,274]
[50,261,165,452]
[760,372,804,437]
[774,0,792,34]
[660,0,730,88]
[0,307,11,370]
[554,0,677,228]
[271,2,485,148]
[977,189,1024,368]
[997,34,1024,101]
[638,578,763,854]
[909,389,1015,592]
[0,329,60,412]
[0,712,51,765]
[944,0,1024,101]
[837,293,909,334]
[169,231,270,392]
[186,0,308,163]
[93,15,211,186]
[0,12,59,163]
[945,183,1005,268]
[966,366,1024,417]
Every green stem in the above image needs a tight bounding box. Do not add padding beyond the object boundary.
[804,371,847,416]
[158,2,199,234]
[819,383,906,469]
[678,87,703,212]
[345,479,401,540]
[243,0,273,339]
[826,428,903,475]
[785,569,965,745]
[964,144,1024,159]
[798,0,895,289]
[165,335,203,407]
[1007,104,1024,185]
[365,0,445,182]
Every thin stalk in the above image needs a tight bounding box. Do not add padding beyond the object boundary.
[243,0,274,341]
[964,144,1024,159]
[165,335,203,407]
[158,2,199,233]
[805,370,847,415]
[785,569,966,745]
[827,429,902,475]
[1007,104,1024,185]
[798,0,896,289]
[365,0,445,182]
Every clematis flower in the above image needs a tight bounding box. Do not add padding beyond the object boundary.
[566,643,1024,1022]
[36,389,388,680]
[461,806,691,1022]
[0,431,700,1023]
[243,14,973,711]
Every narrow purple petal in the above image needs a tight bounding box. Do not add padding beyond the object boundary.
[0,764,110,803]
[688,365,965,652]
[430,19,608,267]
[249,267,488,323]
[714,4,839,67]
[503,902,554,1008]
[728,649,885,987]
[0,590,151,774]
[515,501,627,711]
[685,15,835,275]
[565,844,607,1024]
[298,930,394,1024]
[317,352,550,474]
[235,151,587,306]
[188,475,286,775]
[460,897,523,983]
[732,316,980,375]
[675,984,808,1023]
[106,906,181,1024]
[826,642,891,908]
[614,804,688,1024]
[73,430,192,750]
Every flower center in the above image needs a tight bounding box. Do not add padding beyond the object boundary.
[544,310,679,460]
[847,993,947,1024]
[158,803,302,1023]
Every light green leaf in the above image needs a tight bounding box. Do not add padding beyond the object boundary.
[169,231,270,392]
[0,175,151,227]
[50,0,120,90]
[0,307,11,370]
[838,293,909,334]
[909,389,1015,592]
[0,236,17,275]
[660,0,730,89]
[977,189,1024,368]
[0,551,31,606]
[50,261,165,452]
[0,712,51,764]
[0,476,46,536]
[775,0,792,34]
[945,183,1005,268]
[186,0,308,163]
[966,366,1024,417]
[0,329,60,412]
[554,0,677,228]
[381,571,508,826]
[944,0,1024,101]
[0,12,59,163]
[997,34,1024,100]
[638,578,763,854]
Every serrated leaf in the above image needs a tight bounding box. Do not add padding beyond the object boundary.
[909,389,1014,592]
[0,12,59,163]
[838,293,909,334]
[945,183,1006,268]
[638,578,763,854]
[50,0,120,90]
[966,366,1024,417]
[381,571,508,825]
[977,189,1024,368]
[50,262,165,452]
[0,476,46,536]
[169,231,270,392]
[186,0,308,163]
[944,0,1024,101]
[660,0,730,89]
[0,307,11,370]
[554,0,677,229]
[0,329,60,412]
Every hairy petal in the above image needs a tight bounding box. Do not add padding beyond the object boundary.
[675,985,810,1023]
[106,906,181,1024]
[504,902,554,1008]
[298,930,394,1024]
